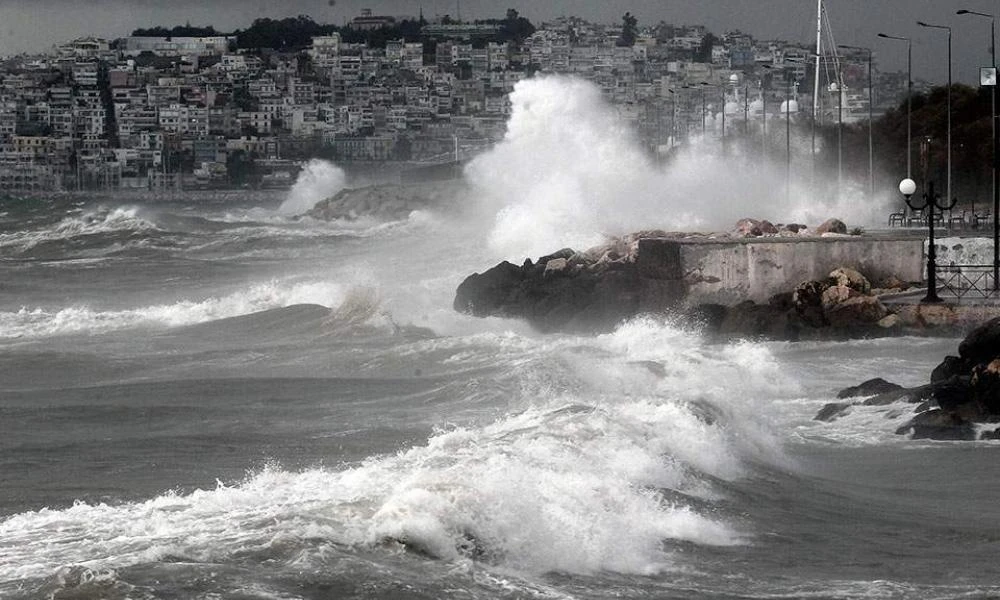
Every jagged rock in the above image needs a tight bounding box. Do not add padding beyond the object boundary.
[815,218,848,235]
[453,238,692,332]
[734,218,763,238]
[306,182,457,220]
[837,377,903,399]
[971,358,1000,414]
[544,258,569,276]
[897,409,976,440]
[829,267,871,295]
[833,317,1000,440]
[758,220,779,234]
[792,279,830,327]
[931,355,964,383]
[815,402,852,422]
[824,295,888,328]
[877,314,902,329]
[538,248,575,265]
[958,316,1000,365]
[821,284,858,309]
[877,275,910,291]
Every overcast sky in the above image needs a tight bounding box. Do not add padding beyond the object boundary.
[2,0,999,84]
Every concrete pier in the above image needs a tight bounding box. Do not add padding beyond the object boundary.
[636,235,925,306]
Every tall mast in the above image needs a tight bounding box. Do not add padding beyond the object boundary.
[813,0,823,123]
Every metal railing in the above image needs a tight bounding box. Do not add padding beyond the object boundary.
[934,264,999,299]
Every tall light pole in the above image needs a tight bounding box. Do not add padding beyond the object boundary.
[918,20,953,208]
[666,88,677,150]
[760,75,768,160]
[878,33,912,179]
[840,44,876,203]
[700,81,725,153]
[765,64,796,202]
[958,8,999,289]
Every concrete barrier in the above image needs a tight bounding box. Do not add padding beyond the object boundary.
[636,236,925,306]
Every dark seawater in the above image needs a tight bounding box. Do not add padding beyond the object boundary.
[1,190,999,600]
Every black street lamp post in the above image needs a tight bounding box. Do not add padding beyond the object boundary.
[958,9,999,289]
[918,21,953,212]
[900,178,956,303]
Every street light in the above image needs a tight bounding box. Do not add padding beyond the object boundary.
[666,88,677,150]
[764,63,796,203]
[699,81,726,153]
[878,32,912,179]
[918,20,953,210]
[958,8,999,289]
[899,177,956,303]
[830,80,844,192]
[839,44,876,203]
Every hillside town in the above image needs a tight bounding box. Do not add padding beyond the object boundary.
[0,9,912,192]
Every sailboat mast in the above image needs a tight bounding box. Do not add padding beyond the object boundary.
[813,0,823,123]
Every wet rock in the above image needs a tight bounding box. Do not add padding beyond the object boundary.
[930,355,964,383]
[734,218,763,238]
[837,377,903,399]
[824,296,889,329]
[970,358,1000,414]
[877,275,910,291]
[829,267,871,295]
[877,314,902,329]
[544,258,569,276]
[959,316,1000,365]
[815,402,852,422]
[792,279,830,328]
[815,218,848,235]
[758,220,779,235]
[896,409,976,441]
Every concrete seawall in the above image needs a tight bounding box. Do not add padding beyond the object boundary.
[636,236,925,306]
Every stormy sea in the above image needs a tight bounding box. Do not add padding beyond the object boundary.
[2,77,999,600]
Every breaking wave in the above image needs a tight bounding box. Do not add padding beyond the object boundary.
[0,317,791,584]
[465,75,892,259]
[0,280,356,339]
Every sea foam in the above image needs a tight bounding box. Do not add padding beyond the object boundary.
[465,75,892,259]
[0,280,351,339]
[278,159,347,216]
[0,318,789,580]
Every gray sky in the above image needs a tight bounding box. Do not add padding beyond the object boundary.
[2,0,999,84]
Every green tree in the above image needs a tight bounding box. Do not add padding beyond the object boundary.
[617,12,638,47]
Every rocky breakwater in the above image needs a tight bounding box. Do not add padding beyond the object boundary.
[307,182,460,221]
[454,218,913,339]
[453,231,690,333]
[818,318,1000,440]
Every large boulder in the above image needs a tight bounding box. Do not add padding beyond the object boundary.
[832,316,1000,440]
[815,218,848,235]
[824,295,889,329]
[829,267,871,295]
[734,218,763,238]
[792,279,830,328]
[837,377,903,399]
[453,238,690,333]
[958,316,1000,366]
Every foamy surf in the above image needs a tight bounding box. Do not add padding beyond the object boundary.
[0,317,797,586]
[0,206,158,252]
[0,280,355,339]
[464,75,893,260]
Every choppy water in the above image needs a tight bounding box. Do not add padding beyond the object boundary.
[0,189,997,600]
[2,75,999,600]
